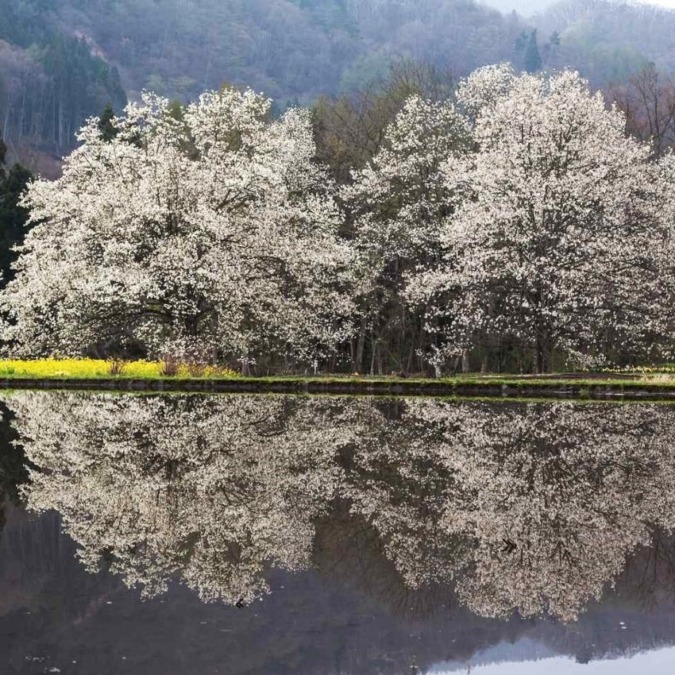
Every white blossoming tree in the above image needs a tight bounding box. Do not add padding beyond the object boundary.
[343,95,471,373]
[0,89,355,365]
[407,66,675,373]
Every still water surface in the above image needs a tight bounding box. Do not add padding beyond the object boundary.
[1,393,675,673]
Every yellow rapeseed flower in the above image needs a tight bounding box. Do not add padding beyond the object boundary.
[0,359,238,379]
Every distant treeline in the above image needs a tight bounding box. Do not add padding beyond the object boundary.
[0,138,31,288]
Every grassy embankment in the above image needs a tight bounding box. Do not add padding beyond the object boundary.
[0,358,675,383]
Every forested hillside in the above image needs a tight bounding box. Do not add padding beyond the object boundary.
[1,0,675,164]
[0,0,126,161]
[536,0,675,85]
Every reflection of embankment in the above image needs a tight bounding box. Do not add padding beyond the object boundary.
[6,393,675,624]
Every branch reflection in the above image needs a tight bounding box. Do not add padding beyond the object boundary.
[7,393,675,623]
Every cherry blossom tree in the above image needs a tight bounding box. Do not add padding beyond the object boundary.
[343,96,470,373]
[0,89,355,365]
[407,66,675,373]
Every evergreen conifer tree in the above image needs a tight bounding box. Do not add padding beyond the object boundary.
[0,139,32,287]
[524,30,542,73]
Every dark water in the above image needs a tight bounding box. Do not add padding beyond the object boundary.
[2,393,675,674]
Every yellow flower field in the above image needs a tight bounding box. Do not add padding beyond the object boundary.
[0,359,238,379]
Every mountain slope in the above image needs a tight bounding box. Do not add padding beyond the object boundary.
[2,0,675,162]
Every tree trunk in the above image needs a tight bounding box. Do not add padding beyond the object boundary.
[370,335,376,376]
[535,332,551,374]
[355,319,366,372]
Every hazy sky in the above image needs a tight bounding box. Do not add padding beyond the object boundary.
[484,0,675,13]
[617,0,675,6]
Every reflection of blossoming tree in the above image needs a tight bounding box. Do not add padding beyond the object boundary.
[458,404,675,620]
[9,393,373,604]
[8,392,675,622]
[347,401,675,621]
[338,399,469,590]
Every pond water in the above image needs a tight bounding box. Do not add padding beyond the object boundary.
[1,393,675,674]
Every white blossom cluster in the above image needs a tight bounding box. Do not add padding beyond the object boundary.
[399,66,675,370]
[1,89,355,361]
[3,65,675,369]
[8,392,675,622]
[346,65,675,370]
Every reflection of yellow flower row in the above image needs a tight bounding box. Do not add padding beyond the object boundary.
[0,358,238,379]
